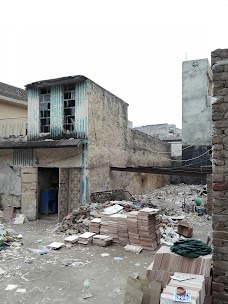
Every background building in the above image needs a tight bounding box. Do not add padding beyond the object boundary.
[182,59,212,182]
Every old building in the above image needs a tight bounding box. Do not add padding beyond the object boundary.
[0,82,27,138]
[0,76,171,221]
[0,83,27,211]
[182,59,212,183]
[134,123,182,158]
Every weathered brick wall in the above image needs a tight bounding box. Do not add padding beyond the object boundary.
[211,49,228,304]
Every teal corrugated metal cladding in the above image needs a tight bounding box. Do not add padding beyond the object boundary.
[75,81,88,139]
[27,81,88,140]
[50,85,63,138]
[28,87,40,140]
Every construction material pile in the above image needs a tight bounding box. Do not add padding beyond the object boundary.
[57,202,139,235]
[90,208,160,250]
[146,245,212,303]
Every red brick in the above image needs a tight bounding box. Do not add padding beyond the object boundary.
[213,183,228,190]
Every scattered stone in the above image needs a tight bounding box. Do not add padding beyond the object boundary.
[47,242,64,250]
[16,288,26,293]
[101,253,110,257]
[5,284,18,290]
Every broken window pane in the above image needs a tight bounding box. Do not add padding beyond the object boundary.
[40,87,51,133]
[63,84,75,132]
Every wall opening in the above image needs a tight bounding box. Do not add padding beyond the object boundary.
[38,167,59,218]
[39,87,51,133]
[63,84,75,132]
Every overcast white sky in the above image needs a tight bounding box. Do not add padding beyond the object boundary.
[0,0,228,128]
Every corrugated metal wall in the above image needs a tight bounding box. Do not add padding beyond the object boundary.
[28,88,40,140]
[13,149,33,166]
[50,85,63,138]
[75,81,88,138]
[27,81,88,140]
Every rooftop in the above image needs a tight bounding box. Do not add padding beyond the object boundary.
[0,82,27,102]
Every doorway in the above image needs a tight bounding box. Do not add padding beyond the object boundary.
[38,168,59,217]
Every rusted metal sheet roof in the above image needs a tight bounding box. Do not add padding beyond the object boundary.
[0,139,83,149]
[26,75,87,89]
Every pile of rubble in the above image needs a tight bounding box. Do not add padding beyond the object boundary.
[56,184,212,248]
[0,224,23,249]
[57,201,139,235]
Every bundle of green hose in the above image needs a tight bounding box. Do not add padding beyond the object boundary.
[170,239,211,258]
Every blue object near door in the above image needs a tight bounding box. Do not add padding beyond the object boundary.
[40,190,58,215]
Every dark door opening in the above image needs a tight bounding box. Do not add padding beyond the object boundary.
[38,167,59,217]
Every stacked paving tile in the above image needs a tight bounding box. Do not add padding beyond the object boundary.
[93,234,113,247]
[94,208,161,250]
[146,246,212,289]
[89,218,101,233]
[137,208,160,250]
[160,272,206,304]
[117,214,129,245]
[108,214,120,244]
[78,232,95,245]
[127,211,141,245]
[99,214,110,234]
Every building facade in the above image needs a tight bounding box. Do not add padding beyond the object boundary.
[0,76,171,220]
[182,59,212,182]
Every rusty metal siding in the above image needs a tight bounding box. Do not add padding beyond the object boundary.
[75,81,88,138]
[13,149,33,166]
[50,85,63,138]
[27,88,40,140]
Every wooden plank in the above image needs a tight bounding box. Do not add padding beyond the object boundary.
[149,281,161,304]
[124,284,143,304]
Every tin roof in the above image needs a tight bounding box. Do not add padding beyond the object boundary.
[0,138,83,149]
[25,75,87,89]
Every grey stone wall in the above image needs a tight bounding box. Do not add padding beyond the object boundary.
[87,81,171,196]
[211,49,228,304]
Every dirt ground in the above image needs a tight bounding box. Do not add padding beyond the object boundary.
[0,185,212,304]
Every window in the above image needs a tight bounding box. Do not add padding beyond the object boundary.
[13,149,33,166]
[40,87,50,133]
[63,84,75,132]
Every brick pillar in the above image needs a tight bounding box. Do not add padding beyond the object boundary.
[211,49,228,304]
[206,174,212,215]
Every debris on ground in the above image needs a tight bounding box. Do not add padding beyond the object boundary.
[124,244,143,254]
[90,189,135,203]
[0,224,23,248]
[47,241,64,250]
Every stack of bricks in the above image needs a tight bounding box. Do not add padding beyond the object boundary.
[137,208,160,251]
[211,48,228,303]
[127,211,141,245]
[117,214,129,245]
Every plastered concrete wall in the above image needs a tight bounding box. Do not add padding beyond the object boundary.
[0,101,27,119]
[0,149,13,166]
[211,49,228,304]
[33,147,82,168]
[87,81,171,196]
[182,59,212,146]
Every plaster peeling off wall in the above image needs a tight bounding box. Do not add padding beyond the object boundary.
[0,165,21,195]
[0,165,21,209]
